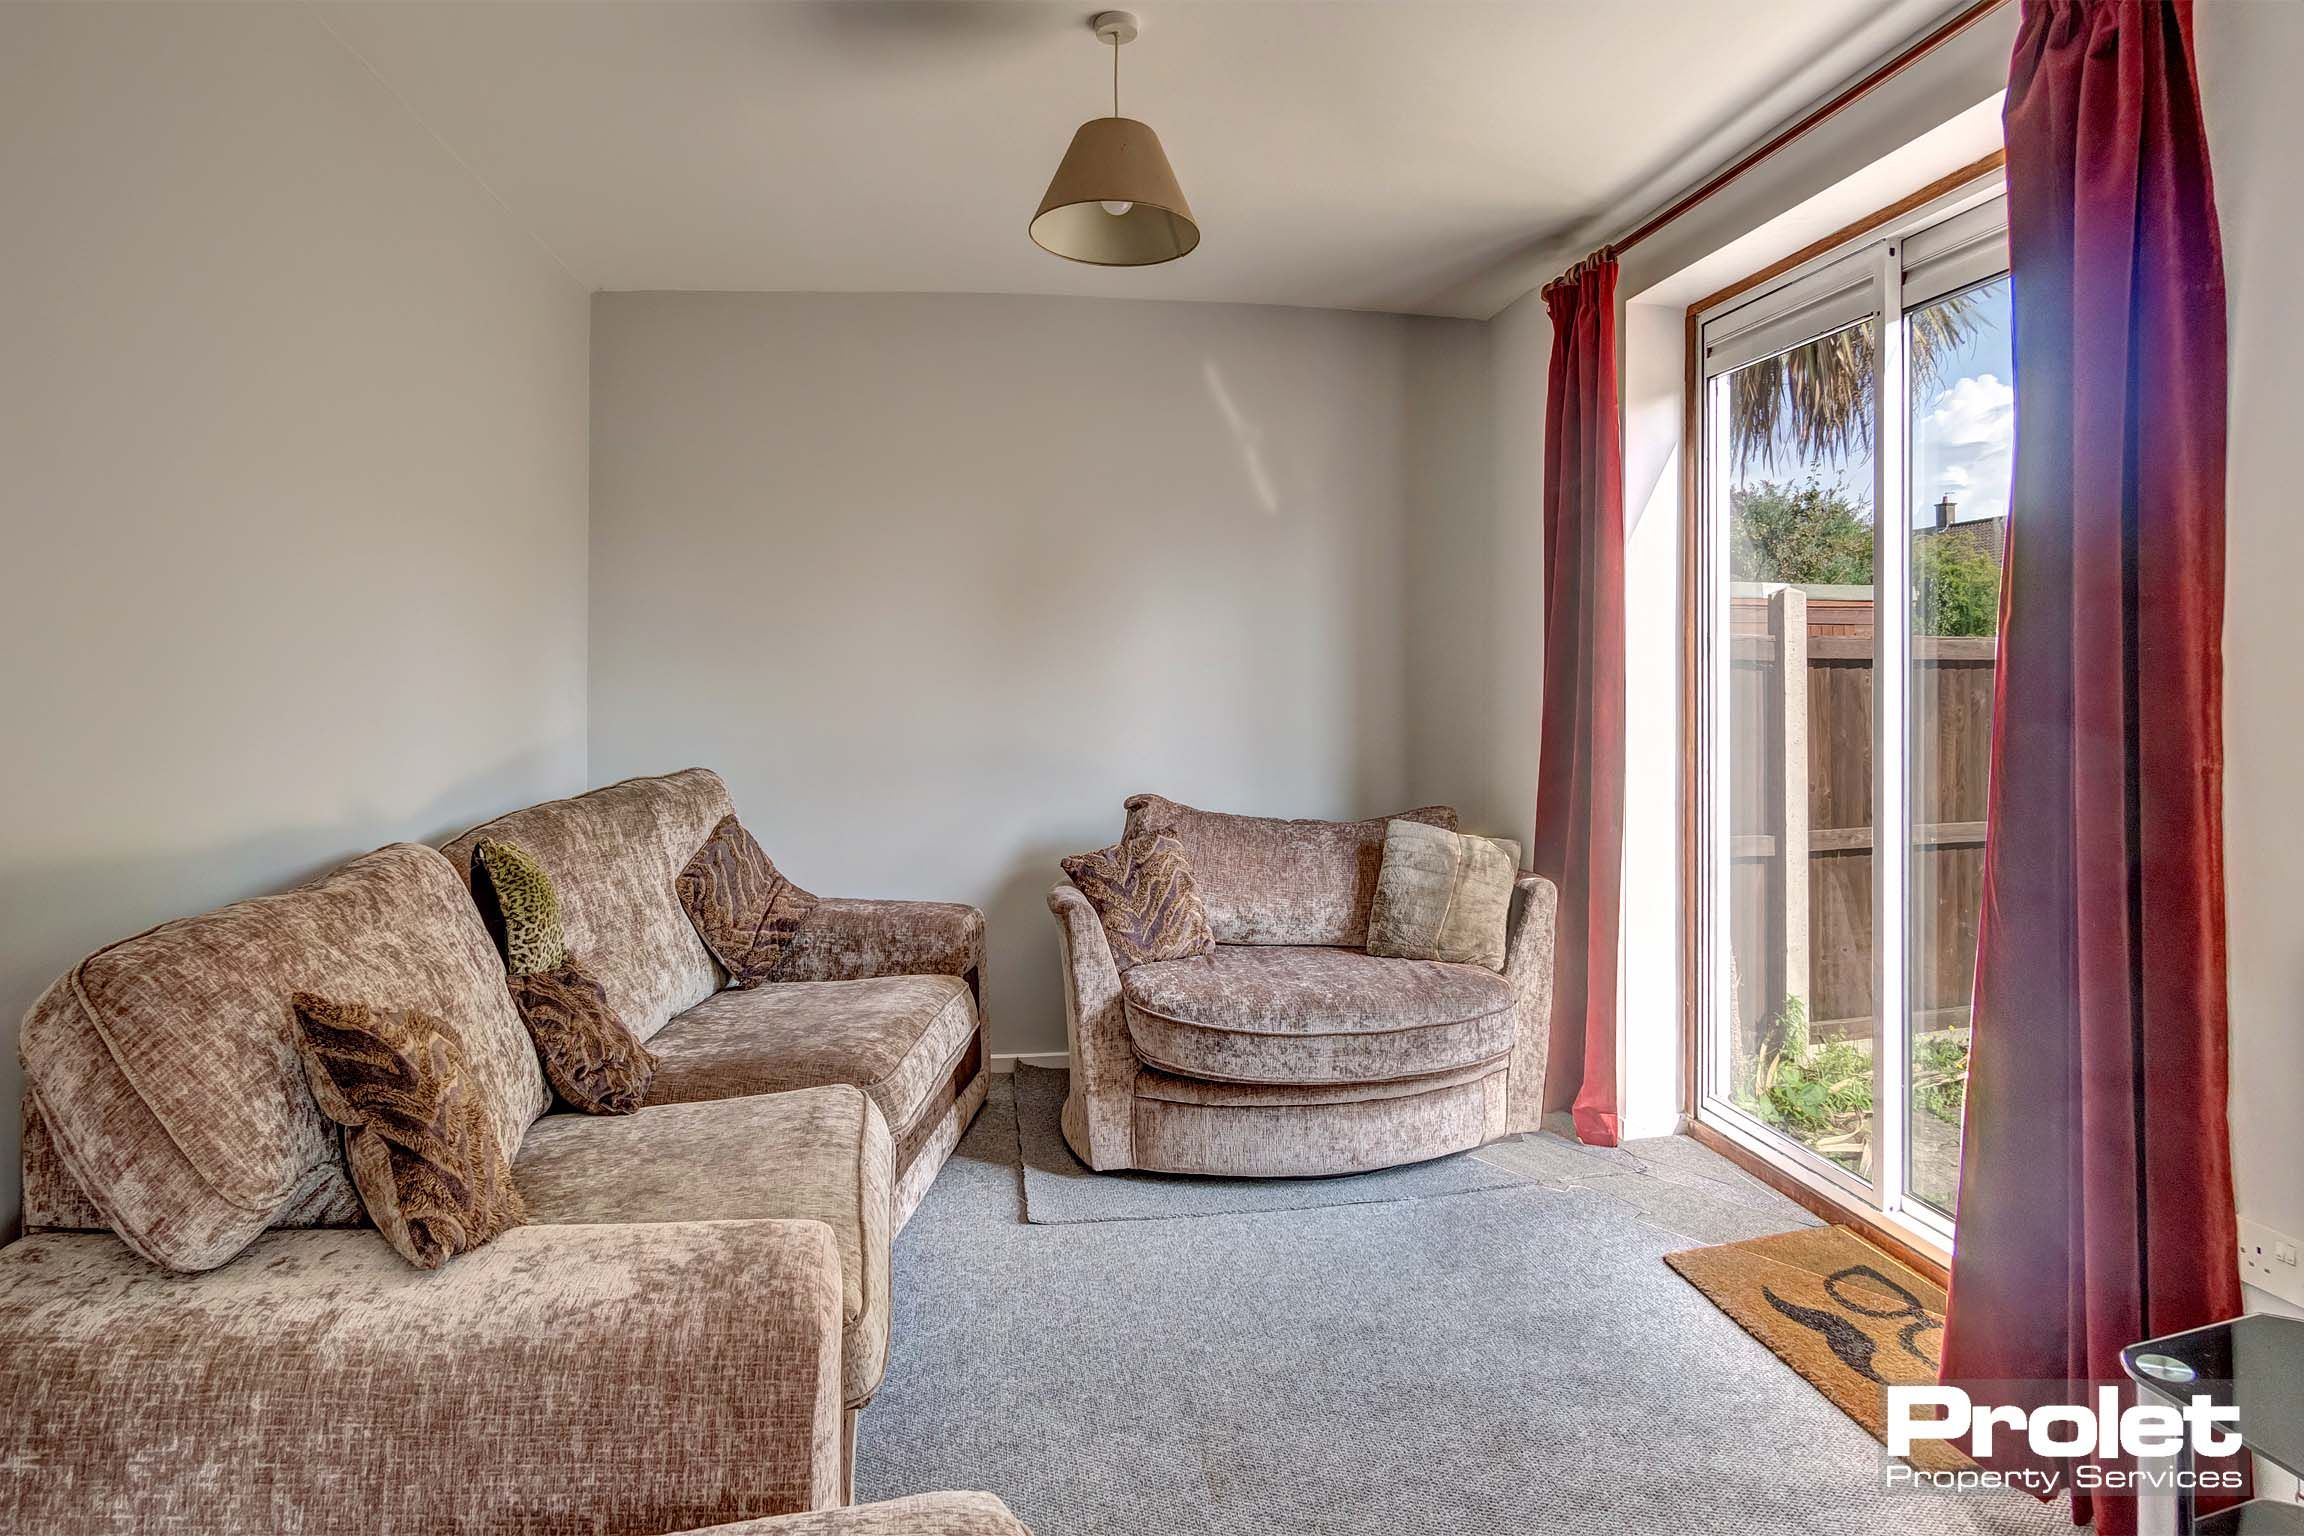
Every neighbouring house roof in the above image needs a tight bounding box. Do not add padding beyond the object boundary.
[1917,514,2007,573]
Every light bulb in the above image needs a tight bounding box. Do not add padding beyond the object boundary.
[1100,200,1134,217]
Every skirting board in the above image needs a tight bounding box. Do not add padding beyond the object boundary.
[990,1052,1070,1074]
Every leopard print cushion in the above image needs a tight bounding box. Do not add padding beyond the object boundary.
[289,992,527,1269]
[508,957,659,1115]
[473,838,569,976]
[676,814,819,987]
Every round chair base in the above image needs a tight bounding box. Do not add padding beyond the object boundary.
[1066,1064,1510,1178]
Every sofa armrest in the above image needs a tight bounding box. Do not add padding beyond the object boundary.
[0,1220,849,1533]
[1502,872,1560,1134]
[1047,883,1134,1169]
[775,898,986,994]
[671,1492,1031,1535]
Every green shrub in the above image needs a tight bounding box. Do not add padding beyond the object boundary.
[1732,994,1874,1135]
[1913,1032,1970,1125]
[1913,534,2001,637]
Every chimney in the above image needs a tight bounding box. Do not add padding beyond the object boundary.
[1933,495,1956,530]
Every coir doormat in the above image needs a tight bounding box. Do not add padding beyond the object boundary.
[1665,1225,1968,1473]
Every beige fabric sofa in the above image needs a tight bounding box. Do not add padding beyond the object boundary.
[3,768,988,1533]
[438,769,989,1230]
[1050,794,1558,1176]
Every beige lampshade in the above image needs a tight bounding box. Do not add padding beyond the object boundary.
[1030,116,1199,266]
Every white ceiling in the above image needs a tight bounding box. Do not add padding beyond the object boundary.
[323,0,1968,319]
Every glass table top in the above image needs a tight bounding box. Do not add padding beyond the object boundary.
[2123,1314,2304,1480]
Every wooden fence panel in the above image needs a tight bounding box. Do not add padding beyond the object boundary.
[1808,642,1875,1029]
[1726,595,1996,1059]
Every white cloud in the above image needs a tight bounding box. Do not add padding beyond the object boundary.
[1916,372,2014,525]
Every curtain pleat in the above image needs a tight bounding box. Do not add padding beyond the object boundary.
[1533,257,1626,1147]
[1939,5,2239,1529]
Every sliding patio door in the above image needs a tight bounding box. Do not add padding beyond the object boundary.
[1693,179,2011,1247]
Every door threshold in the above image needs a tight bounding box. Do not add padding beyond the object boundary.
[1683,1117,1952,1286]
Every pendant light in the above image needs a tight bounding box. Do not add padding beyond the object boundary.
[1030,11,1200,267]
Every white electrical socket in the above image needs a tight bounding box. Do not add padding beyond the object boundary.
[2239,1217,2304,1308]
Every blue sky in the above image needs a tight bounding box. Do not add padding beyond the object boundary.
[1910,276,2014,526]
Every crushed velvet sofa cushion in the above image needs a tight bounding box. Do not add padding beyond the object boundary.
[510,958,661,1115]
[645,974,975,1137]
[1122,794,1458,947]
[441,769,736,1044]
[17,1092,107,1232]
[1367,819,1523,970]
[1059,829,1216,968]
[769,898,986,989]
[291,993,528,1269]
[18,843,548,1272]
[1120,945,1516,1085]
[514,1084,894,1406]
[0,1220,851,1531]
[678,814,821,986]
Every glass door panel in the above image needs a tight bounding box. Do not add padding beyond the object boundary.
[1709,314,1880,1184]
[1903,273,2014,1220]
[1696,185,2008,1246]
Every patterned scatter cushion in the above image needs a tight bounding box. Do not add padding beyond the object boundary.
[472,838,569,976]
[1366,818,1523,971]
[1061,829,1218,970]
[508,957,660,1115]
[677,814,820,987]
[289,993,527,1269]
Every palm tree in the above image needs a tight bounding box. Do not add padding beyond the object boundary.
[1728,292,1983,472]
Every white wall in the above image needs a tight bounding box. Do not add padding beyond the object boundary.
[2198,0,2304,1320]
[588,292,1496,1058]
[1484,293,1556,854]
[1616,299,1691,1139]
[0,4,593,1238]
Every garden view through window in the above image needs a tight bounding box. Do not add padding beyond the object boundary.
[1698,189,2012,1242]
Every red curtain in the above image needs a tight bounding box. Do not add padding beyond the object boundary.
[1533,255,1626,1148]
[1940,4,2237,1529]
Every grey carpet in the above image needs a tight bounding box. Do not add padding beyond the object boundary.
[858,1078,2068,1535]
[1473,1124,1826,1247]
[1012,1063,1533,1224]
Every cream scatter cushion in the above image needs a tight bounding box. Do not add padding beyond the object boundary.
[1366,819,1522,971]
